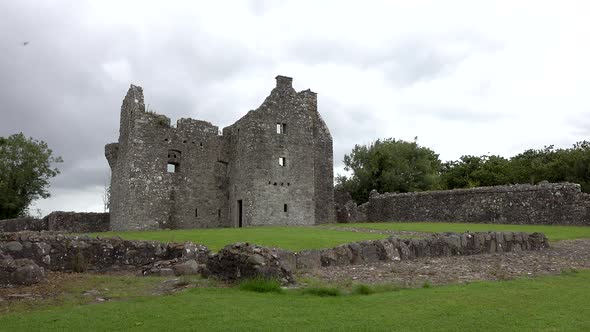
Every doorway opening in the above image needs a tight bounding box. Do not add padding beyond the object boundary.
[237,200,243,228]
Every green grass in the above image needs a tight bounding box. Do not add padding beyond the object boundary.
[2,271,590,331]
[338,222,590,241]
[92,226,388,252]
[239,277,283,293]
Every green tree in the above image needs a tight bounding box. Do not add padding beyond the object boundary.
[440,155,511,189]
[337,138,441,203]
[0,133,62,219]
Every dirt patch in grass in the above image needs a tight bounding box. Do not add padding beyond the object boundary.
[302,239,590,286]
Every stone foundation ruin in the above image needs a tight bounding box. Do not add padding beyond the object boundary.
[1,230,548,286]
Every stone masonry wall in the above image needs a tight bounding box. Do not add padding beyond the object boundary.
[0,212,109,233]
[1,230,548,285]
[367,182,590,225]
[0,232,209,273]
[107,76,335,230]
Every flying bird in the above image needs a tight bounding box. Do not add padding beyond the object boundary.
[23,41,29,46]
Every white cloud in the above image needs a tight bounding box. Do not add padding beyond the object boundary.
[1,0,590,215]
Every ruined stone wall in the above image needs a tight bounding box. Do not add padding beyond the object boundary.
[367,183,590,225]
[223,76,318,227]
[306,90,335,224]
[106,86,228,230]
[0,232,209,273]
[0,212,109,233]
[105,76,335,231]
[45,212,109,233]
[0,217,47,232]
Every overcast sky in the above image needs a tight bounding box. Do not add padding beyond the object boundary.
[1,0,589,216]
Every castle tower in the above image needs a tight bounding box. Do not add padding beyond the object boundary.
[106,76,334,230]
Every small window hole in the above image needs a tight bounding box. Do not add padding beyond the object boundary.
[284,204,288,212]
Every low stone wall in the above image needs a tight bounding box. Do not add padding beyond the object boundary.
[0,232,209,273]
[334,188,367,223]
[45,211,110,233]
[0,217,47,232]
[286,231,548,270]
[366,183,590,225]
[0,212,110,234]
[1,230,549,286]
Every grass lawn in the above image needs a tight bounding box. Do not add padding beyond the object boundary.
[337,222,590,242]
[1,270,589,331]
[92,226,388,252]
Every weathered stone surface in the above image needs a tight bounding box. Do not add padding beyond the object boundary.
[106,76,334,231]
[171,260,201,276]
[0,212,109,233]
[0,254,46,286]
[206,243,294,284]
[295,249,322,270]
[339,183,590,225]
[0,232,209,273]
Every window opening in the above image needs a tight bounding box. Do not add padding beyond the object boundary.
[167,149,181,172]
[195,208,198,217]
[284,204,288,212]
[167,163,178,173]
[218,209,221,218]
[276,123,287,134]
[279,157,286,167]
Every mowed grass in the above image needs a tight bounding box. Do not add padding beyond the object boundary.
[338,222,590,242]
[2,271,589,331]
[93,226,388,252]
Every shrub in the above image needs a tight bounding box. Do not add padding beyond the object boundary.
[422,281,431,289]
[239,277,282,293]
[71,250,87,273]
[302,287,342,297]
[352,284,374,295]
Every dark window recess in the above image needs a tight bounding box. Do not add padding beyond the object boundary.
[273,182,277,186]
[195,208,198,217]
[279,157,286,167]
[276,123,287,134]
[218,209,221,218]
[283,204,288,212]
[167,149,181,172]
[287,183,290,186]
[238,200,243,228]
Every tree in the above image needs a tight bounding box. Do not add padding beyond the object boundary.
[0,133,62,219]
[440,155,511,189]
[337,138,441,203]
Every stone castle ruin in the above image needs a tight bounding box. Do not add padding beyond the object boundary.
[105,76,334,231]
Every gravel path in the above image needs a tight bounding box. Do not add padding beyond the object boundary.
[301,239,590,286]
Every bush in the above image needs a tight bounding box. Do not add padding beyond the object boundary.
[352,284,374,295]
[239,277,282,293]
[71,250,87,273]
[302,287,342,297]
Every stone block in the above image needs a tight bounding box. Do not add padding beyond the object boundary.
[295,250,322,270]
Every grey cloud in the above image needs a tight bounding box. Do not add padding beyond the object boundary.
[0,1,269,196]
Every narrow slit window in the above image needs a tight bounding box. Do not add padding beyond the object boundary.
[283,204,288,212]
[279,157,286,167]
[218,209,221,218]
[195,208,198,217]
[276,123,287,134]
